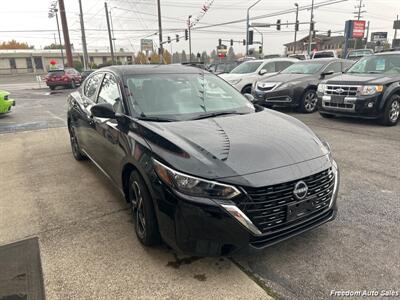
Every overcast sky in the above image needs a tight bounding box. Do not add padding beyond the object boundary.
[1,0,399,55]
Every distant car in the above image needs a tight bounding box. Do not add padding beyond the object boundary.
[253,58,354,113]
[0,90,15,114]
[45,68,82,90]
[219,58,298,94]
[263,54,281,59]
[312,50,338,59]
[181,62,206,69]
[289,53,309,60]
[346,49,374,61]
[81,70,94,81]
[207,61,241,74]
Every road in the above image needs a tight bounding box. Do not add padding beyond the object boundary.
[1,85,399,299]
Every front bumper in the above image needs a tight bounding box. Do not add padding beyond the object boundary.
[317,92,383,119]
[151,164,339,256]
[0,99,15,114]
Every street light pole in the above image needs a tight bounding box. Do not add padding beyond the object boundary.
[294,3,299,54]
[246,0,262,56]
[188,15,192,62]
[156,0,163,64]
[308,0,315,56]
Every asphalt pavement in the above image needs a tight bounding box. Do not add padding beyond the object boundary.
[0,83,399,299]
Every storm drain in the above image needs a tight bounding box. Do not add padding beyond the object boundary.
[0,237,45,300]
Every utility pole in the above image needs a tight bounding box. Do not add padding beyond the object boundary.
[308,0,315,56]
[364,20,370,49]
[78,0,89,70]
[395,15,399,40]
[156,0,163,64]
[294,3,299,54]
[354,0,364,20]
[246,0,262,56]
[188,15,192,63]
[58,0,73,67]
[104,2,115,65]
[109,9,117,55]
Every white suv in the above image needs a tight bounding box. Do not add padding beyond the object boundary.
[219,58,298,94]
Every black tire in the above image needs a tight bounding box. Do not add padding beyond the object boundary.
[241,85,252,95]
[320,112,335,118]
[128,171,161,246]
[70,80,76,89]
[68,125,87,161]
[49,86,55,90]
[381,94,400,126]
[299,89,318,113]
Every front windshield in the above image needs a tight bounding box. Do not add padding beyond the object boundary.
[347,54,400,74]
[281,62,325,74]
[125,73,255,121]
[230,61,263,74]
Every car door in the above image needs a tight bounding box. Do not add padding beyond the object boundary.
[89,73,125,182]
[75,72,104,153]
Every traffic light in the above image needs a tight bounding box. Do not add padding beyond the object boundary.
[277,19,281,30]
[185,29,188,40]
[218,39,222,46]
[176,34,179,42]
[230,39,233,46]
[248,30,254,45]
[327,30,331,37]
[295,20,299,31]
[243,39,246,46]
[310,21,314,32]
[259,46,262,53]
[167,36,171,43]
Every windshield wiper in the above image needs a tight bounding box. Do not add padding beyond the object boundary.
[367,71,382,74]
[137,113,175,122]
[191,110,244,120]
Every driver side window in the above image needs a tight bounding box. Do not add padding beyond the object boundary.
[262,62,275,73]
[325,62,342,73]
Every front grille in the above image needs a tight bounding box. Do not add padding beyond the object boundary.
[323,102,355,110]
[257,86,275,91]
[240,168,334,235]
[326,85,359,96]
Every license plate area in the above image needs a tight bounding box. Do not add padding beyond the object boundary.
[287,199,316,222]
[330,95,345,103]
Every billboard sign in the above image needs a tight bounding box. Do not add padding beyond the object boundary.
[394,20,400,30]
[140,39,153,52]
[352,20,366,38]
[371,32,388,42]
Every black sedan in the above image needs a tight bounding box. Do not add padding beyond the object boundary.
[252,58,354,113]
[67,65,339,256]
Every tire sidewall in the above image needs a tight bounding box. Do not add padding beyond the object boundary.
[301,89,318,113]
[382,94,400,126]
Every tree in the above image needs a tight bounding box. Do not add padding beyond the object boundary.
[135,51,148,64]
[172,52,180,63]
[227,47,235,62]
[73,60,83,72]
[181,50,187,63]
[0,39,33,49]
[210,49,217,62]
[44,43,64,50]
[163,50,172,64]
[201,51,209,64]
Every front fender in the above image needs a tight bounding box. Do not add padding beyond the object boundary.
[380,82,400,110]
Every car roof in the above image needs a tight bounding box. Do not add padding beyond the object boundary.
[244,57,298,63]
[375,51,400,56]
[297,58,342,63]
[101,64,210,76]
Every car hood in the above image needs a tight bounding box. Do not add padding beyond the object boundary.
[325,73,398,85]
[219,73,255,81]
[138,110,328,181]
[258,73,316,84]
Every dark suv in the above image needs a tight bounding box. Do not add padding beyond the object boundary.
[317,52,400,126]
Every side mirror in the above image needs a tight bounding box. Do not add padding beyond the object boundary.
[321,70,334,77]
[259,69,267,75]
[244,93,255,102]
[91,102,115,119]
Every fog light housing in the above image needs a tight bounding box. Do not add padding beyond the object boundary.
[367,102,374,108]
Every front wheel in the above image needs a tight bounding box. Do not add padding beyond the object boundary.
[299,90,318,113]
[381,94,400,126]
[128,171,161,246]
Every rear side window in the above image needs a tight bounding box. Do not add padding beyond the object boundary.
[314,52,334,58]
[276,61,293,71]
[97,74,120,105]
[84,73,103,101]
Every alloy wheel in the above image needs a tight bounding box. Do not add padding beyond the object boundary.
[132,181,146,239]
[389,99,400,123]
[304,91,317,112]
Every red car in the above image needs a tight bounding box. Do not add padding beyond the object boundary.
[45,68,82,90]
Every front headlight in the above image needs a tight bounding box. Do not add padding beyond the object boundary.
[317,83,326,93]
[229,79,242,85]
[153,159,241,199]
[277,81,301,89]
[359,85,383,96]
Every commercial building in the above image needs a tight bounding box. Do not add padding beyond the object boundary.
[0,49,134,75]
[284,34,345,56]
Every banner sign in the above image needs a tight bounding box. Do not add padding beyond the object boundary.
[352,20,366,38]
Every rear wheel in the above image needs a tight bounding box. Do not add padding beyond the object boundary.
[320,112,335,118]
[68,125,87,161]
[381,94,400,126]
[299,90,318,113]
[128,171,160,246]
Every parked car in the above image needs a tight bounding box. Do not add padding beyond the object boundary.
[317,51,400,126]
[253,58,354,113]
[207,61,241,74]
[219,58,298,94]
[312,50,338,59]
[0,90,15,114]
[346,49,374,61]
[45,68,82,90]
[80,70,94,81]
[289,53,309,60]
[67,65,339,256]
[263,54,281,59]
